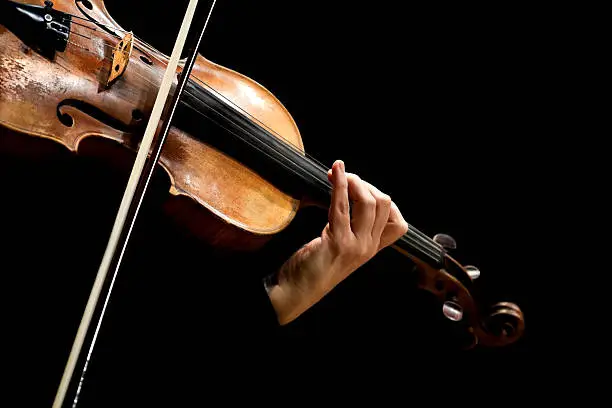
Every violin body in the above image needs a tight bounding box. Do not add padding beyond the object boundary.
[0,0,525,349]
[1,0,303,250]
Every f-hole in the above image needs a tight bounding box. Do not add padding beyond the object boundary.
[57,99,135,133]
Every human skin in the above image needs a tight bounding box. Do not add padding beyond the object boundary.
[267,159,409,325]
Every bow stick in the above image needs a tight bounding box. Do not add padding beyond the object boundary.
[53,0,218,406]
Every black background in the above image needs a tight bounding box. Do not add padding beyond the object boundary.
[1,0,558,405]
[102,0,542,349]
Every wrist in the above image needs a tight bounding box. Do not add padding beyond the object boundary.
[264,239,344,325]
[263,251,329,325]
[264,270,306,325]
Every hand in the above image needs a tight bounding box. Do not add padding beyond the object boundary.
[266,160,409,325]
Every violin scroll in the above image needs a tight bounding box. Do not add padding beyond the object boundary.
[0,0,525,351]
[411,245,525,349]
[482,302,525,343]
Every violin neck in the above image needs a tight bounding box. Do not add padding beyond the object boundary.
[177,79,333,202]
[176,79,444,267]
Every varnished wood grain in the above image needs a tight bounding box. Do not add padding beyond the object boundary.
[0,0,525,347]
[0,0,304,249]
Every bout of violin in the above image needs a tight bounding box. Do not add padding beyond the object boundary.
[0,0,524,351]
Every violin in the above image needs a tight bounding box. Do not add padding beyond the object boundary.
[0,0,524,357]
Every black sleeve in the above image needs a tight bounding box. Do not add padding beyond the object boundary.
[220,270,281,343]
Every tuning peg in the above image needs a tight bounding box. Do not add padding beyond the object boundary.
[442,300,463,321]
[464,265,480,280]
[433,233,456,250]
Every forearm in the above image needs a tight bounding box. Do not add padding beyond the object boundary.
[264,241,333,325]
[263,160,408,326]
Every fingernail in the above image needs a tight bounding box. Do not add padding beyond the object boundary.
[339,160,345,171]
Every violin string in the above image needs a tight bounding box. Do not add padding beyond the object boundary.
[62,42,160,89]
[69,25,136,57]
[60,12,374,179]
[64,20,330,171]
[181,84,392,205]
[399,234,442,262]
[49,65,441,255]
[177,90,435,243]
[62,59,440,253]
[188,74,332,172]
[65,25,165,87]
[64,12,127,34]
[70,19,104,32]
[180,88,332,194]
[61,16,313,160]
[182,88,440,253]
[69,23,133,55]
[66,40,90,52]
[61,34,322,180]
[184,89,329,192]
[179,90,327,192]
[175,88,444,253]
[70,24,333,174]
[69,30,96,41]
[153,66,441,250]
[64,44,321,174]
[66,14,320,162]
[68,17,142,54]
[182,88,442,256]
[63,10,174,61]
[63,12,166,80]
[64,39,180,92]
[61,12,442,252]
[182,78,443,255]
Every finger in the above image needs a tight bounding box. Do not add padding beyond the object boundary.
[328,160,350,235]
[388,200,407,226]
[363,180,392,241]
[379,201,409,249]
[346,173,376,238]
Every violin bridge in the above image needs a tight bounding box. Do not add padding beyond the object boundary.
[107,32,134,86]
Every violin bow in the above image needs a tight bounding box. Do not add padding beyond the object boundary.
[52,0,218,406]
